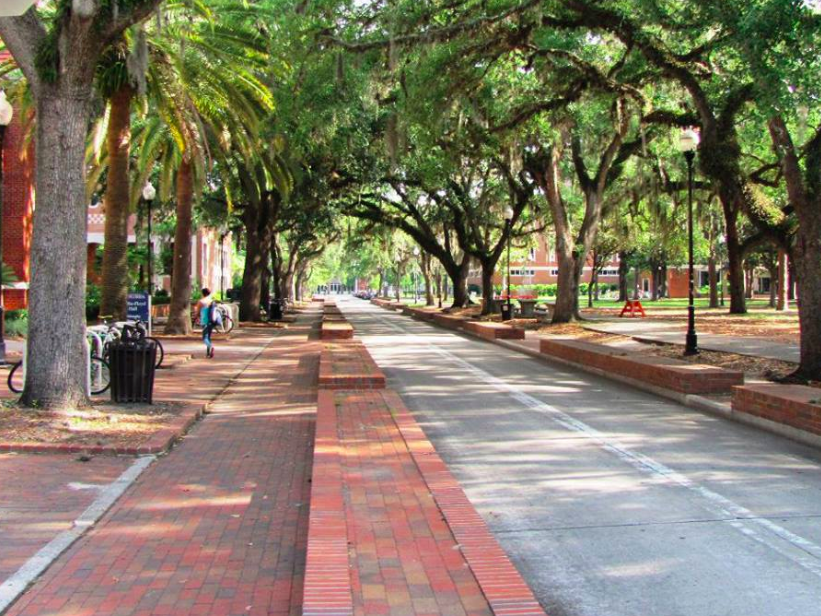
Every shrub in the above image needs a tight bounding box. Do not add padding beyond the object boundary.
[4,308,27,338]
[86,284,101,321]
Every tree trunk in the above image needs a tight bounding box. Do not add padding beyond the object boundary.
[725,214,747,313]
[165,159,195,335]
[745,266,754,299]
[22,95,92,409]
[708,255,719,308]
[618,251,629,302]
[239,198,271,321]
[777,249,789,311]
[553,245,581,323]
[99,85,134,320]
[446,258,470,309]
[421,252,434,306]
[768,265,778,308]
[480,260,495,316]
[793,226,821,379]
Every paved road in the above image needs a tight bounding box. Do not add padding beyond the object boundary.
[339,297,821,616]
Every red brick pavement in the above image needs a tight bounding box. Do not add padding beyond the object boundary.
[333,389,494,616]
[0,455,133,582]
[5,317,320,616]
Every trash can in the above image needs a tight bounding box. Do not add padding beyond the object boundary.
[109,332,157,404]
[269,299,284,321]
[500,302,513,321]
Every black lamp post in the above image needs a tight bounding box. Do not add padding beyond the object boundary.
[503,205,514,320]
[0,91,14,366]
[142,182,157,296]
[680,128,700,356]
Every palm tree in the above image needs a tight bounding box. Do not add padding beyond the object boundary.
[87,1,282,333]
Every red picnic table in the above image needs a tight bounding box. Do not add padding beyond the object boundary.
[619,299,646,318]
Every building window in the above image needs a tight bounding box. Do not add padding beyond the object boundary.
[510,268,536,277]
[600,268,620,277]
[550,268,559,276]
[528,248,536,261]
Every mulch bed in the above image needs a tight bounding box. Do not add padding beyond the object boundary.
[535,322,812,386]
[0,400,203,455]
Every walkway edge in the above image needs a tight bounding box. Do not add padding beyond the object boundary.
[384,389,549,616]
[303,391,353,616]
[0,455,155,615]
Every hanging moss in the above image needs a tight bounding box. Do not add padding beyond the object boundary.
[34,0,156,84]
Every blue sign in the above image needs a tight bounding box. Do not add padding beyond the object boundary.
[127,292,151,325]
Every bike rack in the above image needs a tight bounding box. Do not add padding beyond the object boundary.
[85,329,105,396]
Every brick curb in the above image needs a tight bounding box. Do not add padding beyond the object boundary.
[383,389,548,616]
[303,390,354,616]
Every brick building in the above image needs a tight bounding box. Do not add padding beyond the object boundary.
[473,235,622,293]
[1,88,34,311]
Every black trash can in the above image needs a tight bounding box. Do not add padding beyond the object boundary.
[269,299,284,321]
[109,336,157,404]
[501,302,513,322]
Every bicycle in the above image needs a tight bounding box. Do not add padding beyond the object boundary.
[214,302,235,334]
[8,353,111,395]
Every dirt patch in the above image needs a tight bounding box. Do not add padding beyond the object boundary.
[644,344,799,382]
[0,400,189,448]
[536,322,628,345]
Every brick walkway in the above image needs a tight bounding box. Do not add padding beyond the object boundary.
[0,455,132,582]
[5,316,319,616]
[334,390,493,616]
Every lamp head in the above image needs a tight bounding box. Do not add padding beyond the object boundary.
[504,206,515,221]
[0,92,13,127]
[142,182,157,201]
[679,128,700,154]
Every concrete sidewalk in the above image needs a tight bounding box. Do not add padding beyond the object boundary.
[4,316,319,616]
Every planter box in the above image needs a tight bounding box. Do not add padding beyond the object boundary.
[539,338,743,395]
[733,384,821,436]
[463,320,525,340]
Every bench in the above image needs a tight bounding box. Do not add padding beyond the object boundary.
[539,338,743,395]
[320,320,354,340]
[463,320,525,340]
[318,341,386,389]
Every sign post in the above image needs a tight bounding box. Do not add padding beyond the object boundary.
[127,292,152,335]
[0,1,38,17]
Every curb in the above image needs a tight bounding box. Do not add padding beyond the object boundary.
[303,390,354,616]
[384,389,548,616]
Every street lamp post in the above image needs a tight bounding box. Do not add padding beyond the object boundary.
[142,182,157,296]
[0,92,14,365]
[503,206,514,321]
[679,129,700,356]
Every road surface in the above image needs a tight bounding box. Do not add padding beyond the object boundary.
[339,297,821,616]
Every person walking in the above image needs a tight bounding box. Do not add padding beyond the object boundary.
[198,288,216,358]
